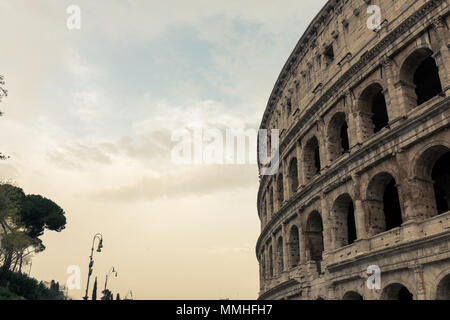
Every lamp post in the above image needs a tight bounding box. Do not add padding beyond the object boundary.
[125,290,133,300]
[104,266,118,292]
[83,233,103,300]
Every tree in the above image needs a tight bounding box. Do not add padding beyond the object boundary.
[101,289,113,300]
[0,183,66,275]
[92,277,97,300]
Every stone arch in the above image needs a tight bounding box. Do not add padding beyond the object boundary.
[276,236,284,275]
[399,47,442,109]
[305,211,324,272]
[358,82,389,138]
[366,171,403,236]
[303,136,321,183]
[276,173,284,206]
[434,269,450,300]
[327,111,350,162]
[342,291,364,300]
[412,145,450,217]
[288,225,300,268]
[381,282,414,300]
[332,193,357,248]
[288,158,299,196]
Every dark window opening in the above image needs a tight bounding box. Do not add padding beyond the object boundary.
[324,45,334,64]
[398,287,413,301]
[347,201,357,244]
[414,56,442,106]
[432,152,450,214]
[383,178,402,230]
[314,145,321,174]
[286,98,292,116]
[340,122,350,153]
[371,91,389,133]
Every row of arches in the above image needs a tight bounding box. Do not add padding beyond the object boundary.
[261,145,450,279]
[261,48,444,225]
[342,274,450,300]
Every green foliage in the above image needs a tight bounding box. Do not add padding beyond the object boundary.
[1,183,67,277]
[0,286,22,300]
[0,270,66,300]
[20,194,67,240]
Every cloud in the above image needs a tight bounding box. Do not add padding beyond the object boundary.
[92,164,258,202]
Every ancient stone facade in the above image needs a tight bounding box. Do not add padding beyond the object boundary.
[256,0,450,300]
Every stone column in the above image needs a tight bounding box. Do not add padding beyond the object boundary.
[352,174,368,239]
[296,141,304,187]
[281,224,289,272]
[297,213,307,264]
[317,118,329,170]
[346,91,362,148]
[282,159,289,202]
[272,179,279,213]
[320,194,332,253]
[412,265,426,300]
[432,17,450,94]
[382,57,405,122]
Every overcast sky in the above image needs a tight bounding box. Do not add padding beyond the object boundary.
[0,0,327,299]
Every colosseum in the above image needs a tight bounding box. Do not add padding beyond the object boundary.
[256,0,450,300]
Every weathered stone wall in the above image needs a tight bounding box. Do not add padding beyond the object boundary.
[257,0,450,300]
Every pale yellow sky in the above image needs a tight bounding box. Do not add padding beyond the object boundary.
[0,0,327,299]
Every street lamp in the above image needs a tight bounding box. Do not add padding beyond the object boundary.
[104,266,118,291]
[83,233,103,300]
[125,290,133,300]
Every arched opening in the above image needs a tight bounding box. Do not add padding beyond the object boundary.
[288,158,299,195]
[358,83,389,139]
[288,226,300,268]
[414,56,443,105]
[277,174,284,206]
[381,283,413,300]
[268,245,273,278]
[342,291,364,300]
[414,146,450,218]
[332,194,357,248]
[327,112,350,162]
[432,152,450,215]
[436,274,450,300]
[371,90,389,133]
[306,211,324,273]
[366,172,403,236]
[400,48,443,109]
[276,237,284,275]
[304,137,321,182]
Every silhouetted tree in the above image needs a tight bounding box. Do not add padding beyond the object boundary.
[0,184,66,275]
